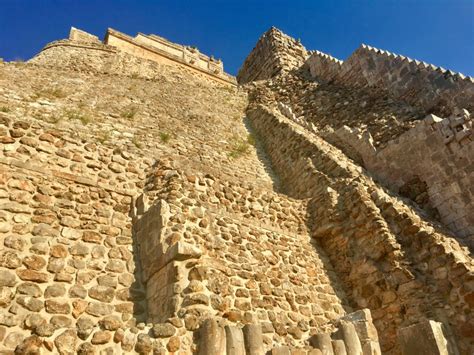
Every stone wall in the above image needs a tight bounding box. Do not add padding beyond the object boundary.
[30,42,235,87]
[323,110,474,249]
[306,45,474,115]
[105,28,235,85]
[0,51,381,353]
[247,104,473,353]
[237,27,308,84]
[131,156,353,350]
[31,27,236,86]
[0,56,250,353]
[2,24,473,354]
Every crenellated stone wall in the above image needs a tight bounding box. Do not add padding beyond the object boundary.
[306,44,474,115]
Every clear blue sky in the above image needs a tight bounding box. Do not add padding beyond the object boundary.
[0,0,473,76]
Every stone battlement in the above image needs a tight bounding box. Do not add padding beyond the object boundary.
[307,44,474,115]
[239,26,474,115]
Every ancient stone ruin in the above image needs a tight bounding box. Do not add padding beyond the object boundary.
[0,25,472,354]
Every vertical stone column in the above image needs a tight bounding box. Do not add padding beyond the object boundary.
[340,309,380,355]
[332,340,347,355]
[225,325,245,355]
[334,321,362,355]
[198,319,226,355]
[311,333,334,355]
[243,324,264,355]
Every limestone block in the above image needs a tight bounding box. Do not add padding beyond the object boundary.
[198,319,226,355]
[243,324,265,355]
[332,340,347,355]
[310,333,334,355]
[165,241,202,263]
[225,326,245,355]
[69,27,101,44]
[339,309,380,355]
[361,341,382,355]
[398,320,455,355]
[334,321,363,355]
[272,346,291,355]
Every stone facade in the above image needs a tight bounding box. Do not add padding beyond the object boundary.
[32,27,235,86]
[322,110,474,248]
[242,28,473,251]
[0,24,472,355]
[246,104,472,353]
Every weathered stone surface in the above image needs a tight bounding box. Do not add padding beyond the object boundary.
[77,317,96,340]
[398,320,452,355]
[45,299,70,314]
[0,25,471,355]
[85,302,114,317]
[22,255,46,270]
[198,319,226,355]
[89,285,115,302]
[271,347,290,355]
[17,296,44,312]
[16,269,48,283]
[91,330,112,345]
[45,284,66,298]
[24,314,46,330]
[135,333,153,354]
[14,335,43,354]
[226,325,245,355]
[243,324,265,355]
[152,323,176,338]
[332,340,347,355]
[4,332,25,350]
[0,270,16,286]
[51,315,72,328]
[77,342,95,355]
[311,333,334,355]
[54,329,77,355]
[333,321,362,355]
[0,287,13,307]
[167,336,180,352]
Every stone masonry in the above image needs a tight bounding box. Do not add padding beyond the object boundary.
[0,25,472,355]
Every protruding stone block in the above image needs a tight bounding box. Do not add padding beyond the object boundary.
[243,324,264,355]
[398,320,454,355]
[308,349,323,355]
[69,27,101,44]
[225,325,245,355]
[198,319,226,355]
[332,340,347,355]
[310,333,334,355]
